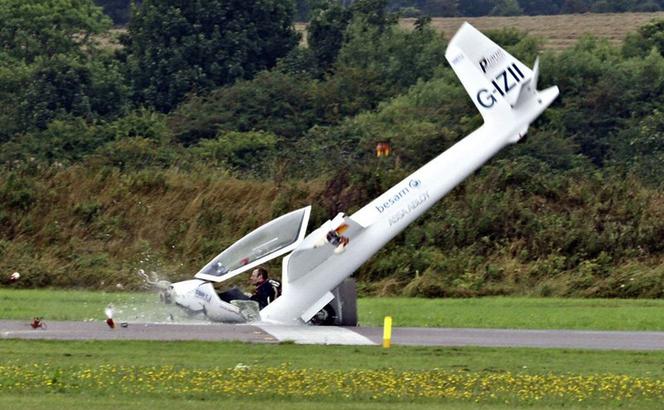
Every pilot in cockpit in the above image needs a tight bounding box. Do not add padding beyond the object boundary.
[217,266,280,310]
[248,267,280,309]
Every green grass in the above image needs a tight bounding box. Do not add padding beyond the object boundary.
[2,288,664,331]
[2,290,664,409]
[1,340,663,409]
[0,395,521,410]
[0,288,161,322]
[2,339,664,376]
[0,394,634,410]
[359,297,664,330]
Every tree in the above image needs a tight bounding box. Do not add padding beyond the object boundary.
[335,11,446,95]
[518,0,563,14]
[169,71,318,145]
[618,108,664,186]
[0,56,31,141]
[307,0,399,74]
[0,0,126,141]
[590,0,636,12]
[308,1,353,73]
[191,130,278,174]
[125,0,300,113]
[490,0,524,15]
[294,0,324,21]
[634,0,660,11]
[622,19,664,58]
[16,54,129,131]
[561,0,591,13]
[94,0,132,25]
[457,0,494,16]
[420,0,458,16]
[350,0,397,31]
[0,0,111,63]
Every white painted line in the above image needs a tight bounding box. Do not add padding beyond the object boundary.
[3,330,46,335]
[257,324,375,345]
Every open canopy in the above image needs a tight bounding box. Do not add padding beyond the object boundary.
[194,206,311,283]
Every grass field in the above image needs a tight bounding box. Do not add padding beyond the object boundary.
[409,12,664,50]
[2,288,664,330]
[0,396,520,410]
[1,340,663,409]
[358,297,664,330]
[2,289,664,408]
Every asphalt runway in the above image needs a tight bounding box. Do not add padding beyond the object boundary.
[2,319,664,350]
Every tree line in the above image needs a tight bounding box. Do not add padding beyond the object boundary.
[0,0,663,296]
[94,0,664,25]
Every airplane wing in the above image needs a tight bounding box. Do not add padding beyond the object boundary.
[283,213,366,283]
[255,323,374,345]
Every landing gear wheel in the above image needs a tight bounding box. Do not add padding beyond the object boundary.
[308,304,336,326]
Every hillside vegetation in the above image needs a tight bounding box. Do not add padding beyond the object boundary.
[0,0,663,297]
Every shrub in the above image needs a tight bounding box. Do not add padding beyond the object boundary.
[190,131,278,175]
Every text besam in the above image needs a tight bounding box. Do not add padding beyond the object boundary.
[375,186,410,213]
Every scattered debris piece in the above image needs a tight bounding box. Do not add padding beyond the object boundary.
[105,304,115,329]
[31,317,46,329]
[136,269,171,290]
[375,142,391,157]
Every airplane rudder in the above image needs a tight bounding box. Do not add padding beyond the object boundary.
[446,23,537,122]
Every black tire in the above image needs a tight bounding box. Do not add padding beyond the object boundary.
[308,304,336,326]
[333,279,358,326]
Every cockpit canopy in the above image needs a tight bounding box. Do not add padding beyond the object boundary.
[194,206,311,283]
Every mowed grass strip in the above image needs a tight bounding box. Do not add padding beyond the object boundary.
[3,339,664,376]
[0,288,159,322]
[2,289,664,331]
[358,297,664,330]
[0,395,493,410]
[1,340,664,408]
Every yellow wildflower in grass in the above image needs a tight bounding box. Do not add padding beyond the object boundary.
[0,363,663,405]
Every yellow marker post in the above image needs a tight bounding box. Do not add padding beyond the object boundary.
[383,316,392,348]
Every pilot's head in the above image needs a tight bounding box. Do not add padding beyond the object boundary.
[250,267,268,286]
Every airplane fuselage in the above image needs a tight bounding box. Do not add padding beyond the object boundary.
[163,22,559,326]
[260,93,555,324]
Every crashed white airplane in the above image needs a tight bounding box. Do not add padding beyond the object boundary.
[160,23,559,325]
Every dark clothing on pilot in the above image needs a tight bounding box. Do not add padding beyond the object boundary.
[250,280,275,309]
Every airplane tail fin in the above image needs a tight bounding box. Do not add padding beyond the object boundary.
[445,23,558,130]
